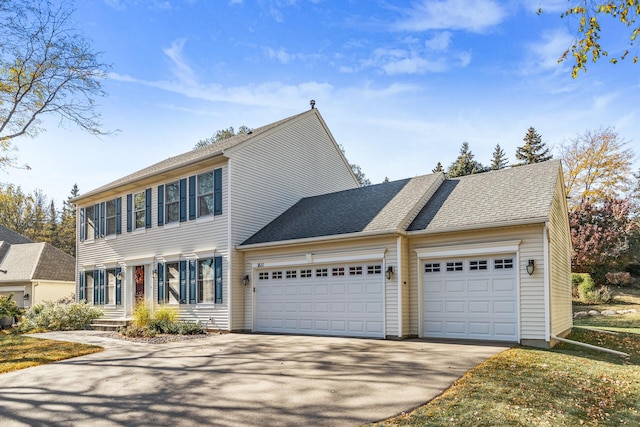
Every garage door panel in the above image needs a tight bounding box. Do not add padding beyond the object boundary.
[256,263,384,338]
[423,255,518,342]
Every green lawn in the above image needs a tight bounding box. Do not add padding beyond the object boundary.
[0,333,103,374]
[369,287,640,427]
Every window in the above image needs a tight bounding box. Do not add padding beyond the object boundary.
[198,258,214,303]
[84,271,94,303]
[106,269,116,304]
[258,272,269,280]
[469,260,488,271]
[105,200,117,235]
[315,268,328,277]
[424,263,440,273]
[134,191,146,229]
[286,270,297,279]
[367,265,382,275]
[332,267,345,276]
[166,262,180,303]
[495,258,514,269]
[84,205,95,241]
[272,271,283,279]
[446,261,463,272]
[165,181,180,223]
[198,171,214,217]
[300,269,312,278]
[349,266,363,276]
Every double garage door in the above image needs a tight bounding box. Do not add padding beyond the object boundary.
[423,255,518,342]
[255,263,384,338]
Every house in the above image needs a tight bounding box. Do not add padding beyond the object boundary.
[74,108,572,348]
[0,226,76,308]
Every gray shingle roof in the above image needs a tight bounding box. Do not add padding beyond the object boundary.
[0,242,75,282]
[73,109,314,202]
[241,178,417,245]
[407,160,561,232]
[0,225,33,244]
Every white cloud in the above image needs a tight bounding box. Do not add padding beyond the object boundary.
[527,28,572,72]
[424,31,452,51]
[162,38,197,86]
[394,0,507,33]
[264,47,292,64]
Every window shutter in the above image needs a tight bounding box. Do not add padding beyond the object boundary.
[99,202,106,238]
[214,168,222,216]
[179,178,187,222]
[99,269,105,304]
[188,175,196,220]
[157,185,165,226]
[145,188,152,229]
[93,204,99,239]
[79,208,85,242]
[214,256,222,303]
[157,263,165,304]
[78,272,85,302]
[115,267,122,305]
[93,269,99,304]
[179,260,187,303]
[188,259,196,304]
[116,197,122,235]
[126,194,132,232]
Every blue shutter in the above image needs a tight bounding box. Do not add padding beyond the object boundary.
[78,272,85,302]
[115,267,122,305]
[188,259,196,304]
[79,208,85,241]
[93,270,99,304]
[157,263,165,304]
[157,185,164,226]
[99,202,106,238]
[99,269,105,304]
[93,204,99,239]
[179,178,187,222]
[179,260,187,303]
[126,194,132,232]
[116,197,122,235]
[145,188,152,229]
[213,168,222,216]
[214,256,222,303]
[188,175,196,220]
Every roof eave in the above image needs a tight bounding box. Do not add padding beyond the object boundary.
[406,216,549,236]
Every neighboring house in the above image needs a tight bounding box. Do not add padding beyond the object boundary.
[0,226,76,308]
[74,108,572,348]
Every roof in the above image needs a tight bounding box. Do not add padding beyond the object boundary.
[407,160,561,232]
[0,225,33,244]
[0,242,75,282]
[240,160,562,247]
[73,109,315,202]
[240,173,442,246]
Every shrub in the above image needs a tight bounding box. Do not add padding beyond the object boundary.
[605,271,634,287]
[177,321,204,335]
[153,305,178,323]
[132,301,152,328]
[581,286,613,304]
[123,303,203,337]
[21,302,103,331]
[120,325,156,338]
[574,273,595,301]
[0,294,21,319]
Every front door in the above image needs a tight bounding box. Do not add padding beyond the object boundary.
[134,266,145,301]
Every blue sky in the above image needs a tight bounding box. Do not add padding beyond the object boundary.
[5,0,640,206]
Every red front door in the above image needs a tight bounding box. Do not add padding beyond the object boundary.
[134,266,145,300]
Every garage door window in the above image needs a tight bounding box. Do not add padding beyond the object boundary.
[424,263,440,273]
[367,265,382,275]
[259,272,269,280]
[494,258,514,269]
[469,260,488,270]
[349,266,363,276]
[446,261,463,272]
[300,269,312,278]
[332,267,345,276]
[316,268,328,277]
[286,270,297,279]
[272,271,283,279]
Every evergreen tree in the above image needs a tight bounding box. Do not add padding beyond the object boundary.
[490,144,509,170]
[432,162,444,173]
[515,127,552,165]
[57,184,79,256]
[447,142,485,178]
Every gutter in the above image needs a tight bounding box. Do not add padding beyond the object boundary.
[551,335,629,357]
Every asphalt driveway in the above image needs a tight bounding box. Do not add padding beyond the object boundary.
[0,332,509,427]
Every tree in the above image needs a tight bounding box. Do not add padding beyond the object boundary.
[0,0,111,169]
[490,144,509,170]
[337,144,370,186]
[557,1,640,77]
[447,142,485,178]
[55,184,79,256]
[432,162,444,173]
[560,127,634,207]
[570,198,635,283]
[193,125,251,149]
[515,127,552,166]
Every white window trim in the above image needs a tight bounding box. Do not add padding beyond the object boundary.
[250,248,387,269]
[415,240,521,259]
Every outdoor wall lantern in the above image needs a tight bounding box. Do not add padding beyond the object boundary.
[152,269,158,279]
[526,259,535,276]
[116,272,124,281]
[386,266,394,280]
[0,269,7,274]
[23,293,29,299]
[242,275,250,286]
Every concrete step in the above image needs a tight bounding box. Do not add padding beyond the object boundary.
[88,318,130,332]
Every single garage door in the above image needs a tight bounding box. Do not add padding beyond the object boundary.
[423,256,518,342]
[255,263,384,338]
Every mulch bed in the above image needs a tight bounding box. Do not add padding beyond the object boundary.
[98,331,222,344]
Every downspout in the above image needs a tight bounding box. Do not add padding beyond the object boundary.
[397,236,402,339]
[551,335,629,357]
[543,223,551,345]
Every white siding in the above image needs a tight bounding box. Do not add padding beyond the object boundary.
[408,225,547,342]
[228,111,359,330]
